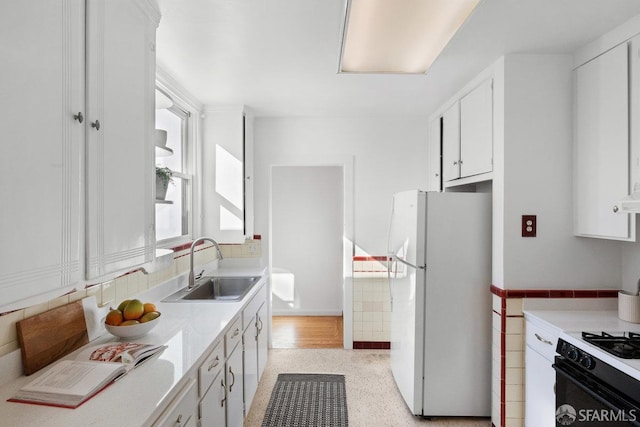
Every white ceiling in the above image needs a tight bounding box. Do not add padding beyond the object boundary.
[155,0,640,117]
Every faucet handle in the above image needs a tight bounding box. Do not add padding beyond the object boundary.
[195,269,205,280]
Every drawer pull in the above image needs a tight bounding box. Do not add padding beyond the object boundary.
[208,355,220,371]
[220,378,226,407]
[535,333,553,345]
[175,414,183,427]
[257,317,263,333]
[232,327,239,337]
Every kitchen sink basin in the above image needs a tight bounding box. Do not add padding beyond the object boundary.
[162,276,261,302]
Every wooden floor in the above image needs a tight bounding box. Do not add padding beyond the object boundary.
[271,316,343,348]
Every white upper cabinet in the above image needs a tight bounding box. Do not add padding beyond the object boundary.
[442,102,461,182]
[574,42,633,240]
[460,79,493,177]
[426,118,442,192]
[439,78,493,185]
[0,0,84,308]
[85,0,159,278]
[202,107,254,243]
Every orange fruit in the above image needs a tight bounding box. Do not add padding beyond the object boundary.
[123,299,144,320]
[120,320,140,326]
[105,309,123,326]
[143,302,157,314]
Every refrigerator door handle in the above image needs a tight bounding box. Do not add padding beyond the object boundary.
[394,256,426,270]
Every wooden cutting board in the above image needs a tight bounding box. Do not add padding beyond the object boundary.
[16,300,89,375]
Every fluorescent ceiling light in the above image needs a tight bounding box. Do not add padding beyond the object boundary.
[339,0,481,74]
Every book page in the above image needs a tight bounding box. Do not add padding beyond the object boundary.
[20,360,124,396]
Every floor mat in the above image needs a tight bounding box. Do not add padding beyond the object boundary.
[262,373,348,426]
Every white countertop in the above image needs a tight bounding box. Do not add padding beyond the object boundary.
[524,308,640,381]
[0,263,266,427]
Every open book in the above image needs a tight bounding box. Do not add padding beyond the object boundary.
[8,342,166,409]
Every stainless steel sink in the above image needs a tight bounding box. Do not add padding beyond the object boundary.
[162,276,261,302]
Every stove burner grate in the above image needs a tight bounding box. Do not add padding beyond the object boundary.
[582,332,640,359]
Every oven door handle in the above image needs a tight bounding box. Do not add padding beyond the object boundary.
[554,361,640,425]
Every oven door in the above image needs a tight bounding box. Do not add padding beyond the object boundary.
[554,357,640,426]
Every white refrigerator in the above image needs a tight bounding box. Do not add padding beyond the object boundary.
[387,190,492,417]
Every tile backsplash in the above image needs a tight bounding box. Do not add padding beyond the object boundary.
[0,238,261,359]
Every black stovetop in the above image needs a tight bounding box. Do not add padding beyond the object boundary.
[582,332,640,359]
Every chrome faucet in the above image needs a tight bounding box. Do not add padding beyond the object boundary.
[188,237,224,289]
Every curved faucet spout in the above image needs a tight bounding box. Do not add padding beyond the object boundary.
[189,237,224,289]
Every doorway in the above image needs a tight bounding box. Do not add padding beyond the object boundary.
[270,166,344,347]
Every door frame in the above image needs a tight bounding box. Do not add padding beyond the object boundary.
[267,159,355,349]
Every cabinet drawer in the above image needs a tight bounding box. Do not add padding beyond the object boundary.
[225,316,242,355]
[199,339,224,397]
[525,320,560,361]
[152,378,197,427]
[243,281,266,331]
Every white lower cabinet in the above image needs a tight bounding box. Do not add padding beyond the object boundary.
[155,282,267,427]
[226,341,244,427]
[525,319,559,427]
[256,303,268,379]
[199,372,226,426]
[153,378,198,427]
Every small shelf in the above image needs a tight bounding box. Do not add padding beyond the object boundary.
[155,199,173,204]
[155,145,173,157]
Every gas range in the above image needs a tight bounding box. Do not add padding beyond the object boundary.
[560,330,640,381]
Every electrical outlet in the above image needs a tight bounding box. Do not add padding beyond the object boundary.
[247,242,258,254]
[522,215,536,237]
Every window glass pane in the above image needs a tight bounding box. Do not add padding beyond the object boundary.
[155,108,183,172]
[156,176,187,240]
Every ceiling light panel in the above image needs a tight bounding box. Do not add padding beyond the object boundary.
[340,0,481,74]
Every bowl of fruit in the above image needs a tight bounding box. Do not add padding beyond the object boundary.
[104,299,161,339]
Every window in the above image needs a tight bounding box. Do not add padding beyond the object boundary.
[155,92,192,244]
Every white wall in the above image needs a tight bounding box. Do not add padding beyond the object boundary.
[254,116,429,263]
[271,166,343,315]
[496,54,621,289]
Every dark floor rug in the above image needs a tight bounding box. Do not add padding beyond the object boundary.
[262,373,348,427]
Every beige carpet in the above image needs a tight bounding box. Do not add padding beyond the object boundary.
[245,349,491,427]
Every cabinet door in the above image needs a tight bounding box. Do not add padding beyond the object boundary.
[0,0,83,307]
[574,43,632,240]
[442,102,461,182]
[525,347,555,427]
[153,378,198,427]
[460,79,493,177]
[226,343,245,427]
[202,107,247,244]
[199,373,226,427]
[426,118,442,191]
[243,318,258,412]
[257,303,268,380]
[85,0,156,278]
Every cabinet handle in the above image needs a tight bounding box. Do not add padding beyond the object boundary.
[257,317,263,333]
[91,119,100,131]
[459,160,463,165]
[232,327,239,337]
[208,355,220,371]
[175,413,183,427]
[534,333,553,345]
[453,161,458,166]
[220,378,226,407]
[228,366,236,392]
[613,205,620,213]
[73,112,83,123]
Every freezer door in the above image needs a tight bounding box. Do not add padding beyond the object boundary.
[387,190,426,269]
[389,257,425,415]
